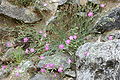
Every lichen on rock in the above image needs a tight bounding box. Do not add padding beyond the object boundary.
[76,40,120,80]
[93,7,120,33]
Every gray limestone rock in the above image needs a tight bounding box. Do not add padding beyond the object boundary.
[92,7,120,33]
[37,53,71,70]
[0,69,10,79]
[30,74,49,80]
[34,0,67,12]
[76,40,120,80]
[64,70,76,77]
[0,0,40,23]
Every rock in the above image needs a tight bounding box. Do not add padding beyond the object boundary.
[30,74,49,80]
[5,72,30,80]
[34,0,63,25]
[75,0,100,5]
[75,0,88,5]
[88,0,100,4]
[76,40,120,80]
[30,73,61,80]
[64,70,76,77]
[34,0,58,11]
[63,76,74,80]
[37,53,71,70]
[53,0,68,5]
[102,30,120,41]
[0,0,41,23]
[46,15,57,25]
[0,48,15,62]
[15,60,34,73]
[92,7,120,33]
[4,60,35,80]
[0,69,10,79]
[34,0,67,12]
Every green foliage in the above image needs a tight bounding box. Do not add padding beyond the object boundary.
[14,25,45,53]
[45,2,101,55]
[11,47,24,64]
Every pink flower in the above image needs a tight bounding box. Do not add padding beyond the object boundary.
[39,56,45,59]
[100,4,106,8]
[25,49,29,54]
[67,58,72,64]
[65,40,71,44]
[43,33,47,37]
[43,64,49,68]
[39,30,43,34]
[40,68,46,72]
[58,44,65,49]
[15,72,20,77]
[53,73,57,77]
[69,36,74,40]
[108,35,113,40]
[48,64,55,68]
[1,65,7,70]
[58,67,63,72]
[84,51,89,56]
[44,44,50,51]
[30,48,35,53]
[45,47,49,51]
[43,3,47,6]
[73,35,77,40]
[87,12,94,17]
[43,64,55,69]
[6,42,13,47]
[23,37,29,42]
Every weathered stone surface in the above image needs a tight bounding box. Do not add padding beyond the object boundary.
[89,0,100,4]
[75,0,88,5]
[30,73,61,80]
[64,70,76,77]
[76,40,120,80]
[0,0,40,23]
[35,0,58,11]
[34,0,67,11]
[75,0,100,5]
[0,69,10,79]
[4,60,34,80]
[0,48,15,62]
[53,0,68,5]
[30,74,49,80]
[103,30,120,41]
[93,7,120,33]
[63,77,74,80]
[37,53,70,70]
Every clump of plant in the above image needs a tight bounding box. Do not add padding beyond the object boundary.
[44,2,102,55]
[1,2,105,77]
[11,47,24,64]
